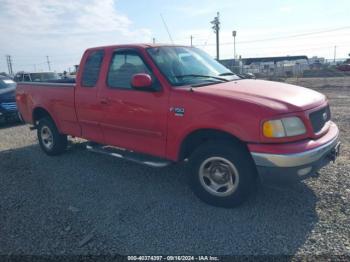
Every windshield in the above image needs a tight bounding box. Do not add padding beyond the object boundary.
[30,72,60,82]
[147,46,240,86]
[0,78,16,89]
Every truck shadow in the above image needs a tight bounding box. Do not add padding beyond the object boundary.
[0,142,319,255]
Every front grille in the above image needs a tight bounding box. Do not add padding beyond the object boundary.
[0,102,17,111]
[309,106,331,133]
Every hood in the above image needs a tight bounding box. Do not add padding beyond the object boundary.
[195,79,326,113]
[0,87,16,102]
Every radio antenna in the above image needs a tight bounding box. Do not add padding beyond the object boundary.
[160,13,174,44]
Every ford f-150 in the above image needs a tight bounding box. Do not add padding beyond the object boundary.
[16,44,340,207]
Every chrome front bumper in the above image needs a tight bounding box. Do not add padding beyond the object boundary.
[251,135,340,168]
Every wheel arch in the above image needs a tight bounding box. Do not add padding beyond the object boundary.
[32,107,56,127]
[178,128,249,161]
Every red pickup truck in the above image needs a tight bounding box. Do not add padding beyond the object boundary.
[16,44,340,207]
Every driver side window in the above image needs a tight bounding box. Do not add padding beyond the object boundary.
[107,51,152,90]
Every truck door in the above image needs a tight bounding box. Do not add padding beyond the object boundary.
[98,48,168,158]
[75,50,105,143]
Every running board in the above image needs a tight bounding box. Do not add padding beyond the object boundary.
[86,143,172,168]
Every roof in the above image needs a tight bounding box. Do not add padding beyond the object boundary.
[15,71,57,74]
[0,72,10,77]
[220,55,309,65]
[86,43,191,52]
[0,75,11,79]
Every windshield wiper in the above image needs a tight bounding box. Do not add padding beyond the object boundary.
[190,81,223,88]
[218,72,236,76]
[174,74,229,82]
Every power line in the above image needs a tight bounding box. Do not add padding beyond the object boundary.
[239,26,350,44]
[234,41,350,53]
[8,55,81,61]
[197,26,350,46]
[203,31,212,46]
[13,61,47,67]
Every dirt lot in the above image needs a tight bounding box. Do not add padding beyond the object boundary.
[0,77,349,258]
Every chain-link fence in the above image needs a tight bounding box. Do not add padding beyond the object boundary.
[221,58,350,80]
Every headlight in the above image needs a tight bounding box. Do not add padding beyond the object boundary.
[263,117,306,138]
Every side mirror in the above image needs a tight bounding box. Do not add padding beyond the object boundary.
[131,73,153,90]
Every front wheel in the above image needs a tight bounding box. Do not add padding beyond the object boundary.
[188,141,257,208]
[37,117,68,156]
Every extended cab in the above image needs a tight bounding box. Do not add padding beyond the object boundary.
[16,44,340,207]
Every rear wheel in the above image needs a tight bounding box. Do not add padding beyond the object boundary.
[37,117,67,156]
[188,141,257,208]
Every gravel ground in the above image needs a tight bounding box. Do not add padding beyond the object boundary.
[0,79,349,257]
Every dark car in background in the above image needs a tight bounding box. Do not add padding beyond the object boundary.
[0,76,20,124]
[14,71,61,82]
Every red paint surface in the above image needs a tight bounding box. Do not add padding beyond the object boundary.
[16,44,338,162]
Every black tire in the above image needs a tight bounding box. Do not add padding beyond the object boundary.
[37,117,67,156]
[188,140,257,208]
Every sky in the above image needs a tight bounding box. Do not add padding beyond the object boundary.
[0,0,349,73]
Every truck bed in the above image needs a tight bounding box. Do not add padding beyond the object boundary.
[16,82,81,137]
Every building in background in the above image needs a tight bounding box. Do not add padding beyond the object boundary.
[220,56,309,78]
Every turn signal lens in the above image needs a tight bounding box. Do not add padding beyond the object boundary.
[263,117,306,138]
[263,120,285,138]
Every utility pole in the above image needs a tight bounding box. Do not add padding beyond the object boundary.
[190,35,193,47]
[211,12,220,60]
[6,56,10,75]
[46,56,51,71]
[9,56,13,75]
[333,46,337,63]
[232,30,237,60]
[6,55,13,76]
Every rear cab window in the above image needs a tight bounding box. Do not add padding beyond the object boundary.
[81,50,104,87]
[23,74,31,82]
[14,73,23,82]
[30,73,60,82]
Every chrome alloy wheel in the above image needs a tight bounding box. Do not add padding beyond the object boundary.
[40,126,54,150]
[199,157,240,197]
